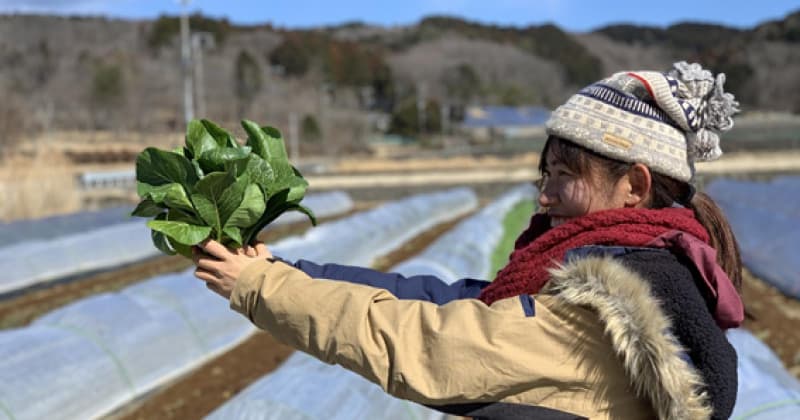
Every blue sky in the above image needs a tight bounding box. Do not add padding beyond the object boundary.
[1,0,798,32]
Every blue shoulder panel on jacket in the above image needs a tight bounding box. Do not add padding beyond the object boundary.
[519,295,535,317]
[290,259,490,305]
[565,245,669,261]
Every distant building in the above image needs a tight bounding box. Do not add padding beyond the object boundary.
[459,106,550,143]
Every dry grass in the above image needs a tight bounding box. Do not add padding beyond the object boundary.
[0,129,182,222]
[0,150,82,221]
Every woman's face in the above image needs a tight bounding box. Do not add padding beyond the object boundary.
[537,143,628,228]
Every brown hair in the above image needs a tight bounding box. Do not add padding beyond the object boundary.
[538,136,743,293]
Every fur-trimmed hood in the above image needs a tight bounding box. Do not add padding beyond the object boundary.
[543,256,714,420]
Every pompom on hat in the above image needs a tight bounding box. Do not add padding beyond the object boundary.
[545,61,740,182]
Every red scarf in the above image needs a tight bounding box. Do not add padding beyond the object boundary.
[478,207,709,305]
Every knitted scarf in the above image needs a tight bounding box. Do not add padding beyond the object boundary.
[478,207,710,305]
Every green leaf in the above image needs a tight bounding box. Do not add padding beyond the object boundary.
[242,119,269,160]
[150,213,176,255]
[224,183,265,228]
[167,207,203,225]
[186,119,218,158]
[136,147,198,190]
[267,177,308,204]
[171,241,194,258]
[135,118,315,257]
[201,119,238,148]
[240,189,293,244]
[225,154,252,178]
[241,124,303,199]
[131,199,164,218]
[285,178,309,203]
[222,226,243,247]
[197,146,251,174]
[190,195,218,238]
[191,159,205,179]
[263,126,290,166]
[191,172,248,239]
[152,230,176,256]
[247,125,289,172]
[147,220,212,246]
[244,155,275,188]
[138,182,194,213]
[191,172,235,231]
[288,203,317,226]
[171,146,187,157]
[217,175,250,226]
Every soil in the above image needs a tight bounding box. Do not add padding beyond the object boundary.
[741,269,800,377]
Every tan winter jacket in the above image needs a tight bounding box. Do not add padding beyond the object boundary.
[229,256,713,419]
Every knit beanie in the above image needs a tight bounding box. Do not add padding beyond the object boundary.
[545,61,740,182]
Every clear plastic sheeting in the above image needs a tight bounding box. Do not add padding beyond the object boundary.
[728,329,800,419]
[0,192,355,296]
[0,206,133,246]
[0,325,134,420]
[0,222,157,295]
[391,183,536,283]
[206,353,444,420]
[706,177,800,299]
[205,186,529,420]
[272,191,353,225]
[0,268,254,420]
[271,187,478,266]
[0,188,470,420]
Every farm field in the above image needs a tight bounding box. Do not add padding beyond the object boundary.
[3,5,800,418]
[1,166,799,419]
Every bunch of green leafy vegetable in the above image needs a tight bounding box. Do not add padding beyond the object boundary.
[132,119,315,257]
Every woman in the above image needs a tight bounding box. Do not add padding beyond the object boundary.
[193,62,744,420]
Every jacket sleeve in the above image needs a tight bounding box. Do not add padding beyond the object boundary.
[289,259,489,303]
[230,259,586,405]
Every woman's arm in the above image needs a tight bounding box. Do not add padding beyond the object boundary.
[229,258,577,405]
[289,259,489,303]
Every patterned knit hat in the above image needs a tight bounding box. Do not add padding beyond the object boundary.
[545,61,740,182]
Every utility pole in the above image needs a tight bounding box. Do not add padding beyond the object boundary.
[192,32,214,119]
[179,0,194,126]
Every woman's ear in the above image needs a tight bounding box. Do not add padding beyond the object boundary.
[625,163,652,207]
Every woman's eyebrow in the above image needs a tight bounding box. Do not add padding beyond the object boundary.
[546,157,564,168]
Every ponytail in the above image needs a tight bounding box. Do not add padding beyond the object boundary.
[687,191,743,294]
[650,171,743,295]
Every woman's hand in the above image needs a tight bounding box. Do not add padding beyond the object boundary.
[192,240,272,299]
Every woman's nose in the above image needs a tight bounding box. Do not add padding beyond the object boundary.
[538,189,556,208]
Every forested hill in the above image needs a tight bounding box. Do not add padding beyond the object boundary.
[0,10,798,139]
